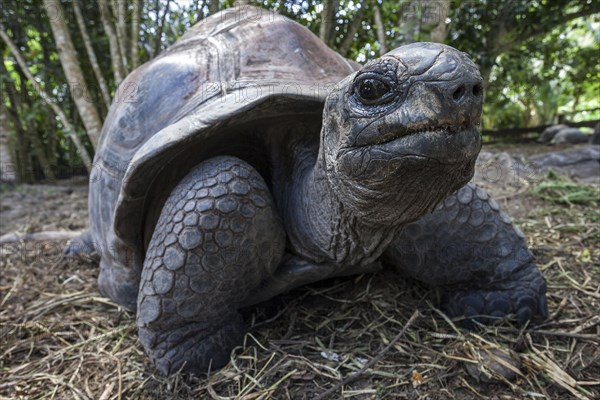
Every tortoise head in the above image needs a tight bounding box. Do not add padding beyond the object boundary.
[321,42,483,225]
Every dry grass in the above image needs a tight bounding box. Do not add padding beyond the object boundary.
[1,160,598,399]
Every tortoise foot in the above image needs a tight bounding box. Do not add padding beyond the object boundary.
[136,156,285,374]
[64,230,97,258]
[442,263,548,327]
[139,313,244,374]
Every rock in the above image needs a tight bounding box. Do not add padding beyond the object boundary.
[476,145,600,188]
[592,122,600,145]
[537,124,568,143]
[475,151,534,187]
[464,346,522,383]
[530,145,600,184]
[550,128,589,145]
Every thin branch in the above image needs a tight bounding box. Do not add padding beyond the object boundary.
[314,311,420,400]
[0,230,84,245]
[516,6,600,45]
[98,0,125,86]
[72,0,112,108]
[153,0,171,57]
[339,5,366,57]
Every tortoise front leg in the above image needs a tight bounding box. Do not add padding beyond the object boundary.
[137,156,285,374]
[383,183,548,326]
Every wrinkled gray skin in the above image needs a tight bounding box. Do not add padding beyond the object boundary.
[68,26,547,375]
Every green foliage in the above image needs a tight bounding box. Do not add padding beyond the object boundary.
[482,17,600,129]
[1,0,91,180]
[530,171,600,206]
[449,0,600,129]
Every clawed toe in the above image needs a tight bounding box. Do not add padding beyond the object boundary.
[441,263,547,328]
[140,316,244,375]
[443,290,547,328]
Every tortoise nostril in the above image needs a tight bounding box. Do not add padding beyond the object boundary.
[452,85,466,101]
[472,85,482,97]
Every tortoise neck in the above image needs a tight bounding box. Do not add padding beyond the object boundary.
[283,147,397,267]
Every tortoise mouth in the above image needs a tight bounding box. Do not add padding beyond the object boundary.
[341,124,481,167]
[360,123,477,148]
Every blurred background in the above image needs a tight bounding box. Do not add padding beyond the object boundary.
[1,0,599,182]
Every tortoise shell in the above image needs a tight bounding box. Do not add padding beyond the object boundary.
[89,6,358,270]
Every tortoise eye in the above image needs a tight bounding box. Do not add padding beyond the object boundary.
[355,77,393,105]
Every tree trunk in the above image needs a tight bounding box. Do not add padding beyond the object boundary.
[72,0,112,109]
[43,0,103,148]
[339,5,366,57]
[98,0,126,86]
[397,0,449,45]
[26,117,56,181]
[0,230,85,244]
[319,0,338,46]
[113,0,129,70]
[0,55,32,182]
[0,98,17,183]
[0,26,93,171]
[428,0,450,43]
[131,0,141,69]
[372,2,387,54]
[480,63,493,89]
[208,0,219,15]
[12,65,56,181]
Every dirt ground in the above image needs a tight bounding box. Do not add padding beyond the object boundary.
[0,143,598,399]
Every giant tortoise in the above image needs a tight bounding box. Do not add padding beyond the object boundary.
[68,6,548,374]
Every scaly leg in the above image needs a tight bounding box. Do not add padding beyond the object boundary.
[383,183,547,326]
[137,156,285,374]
